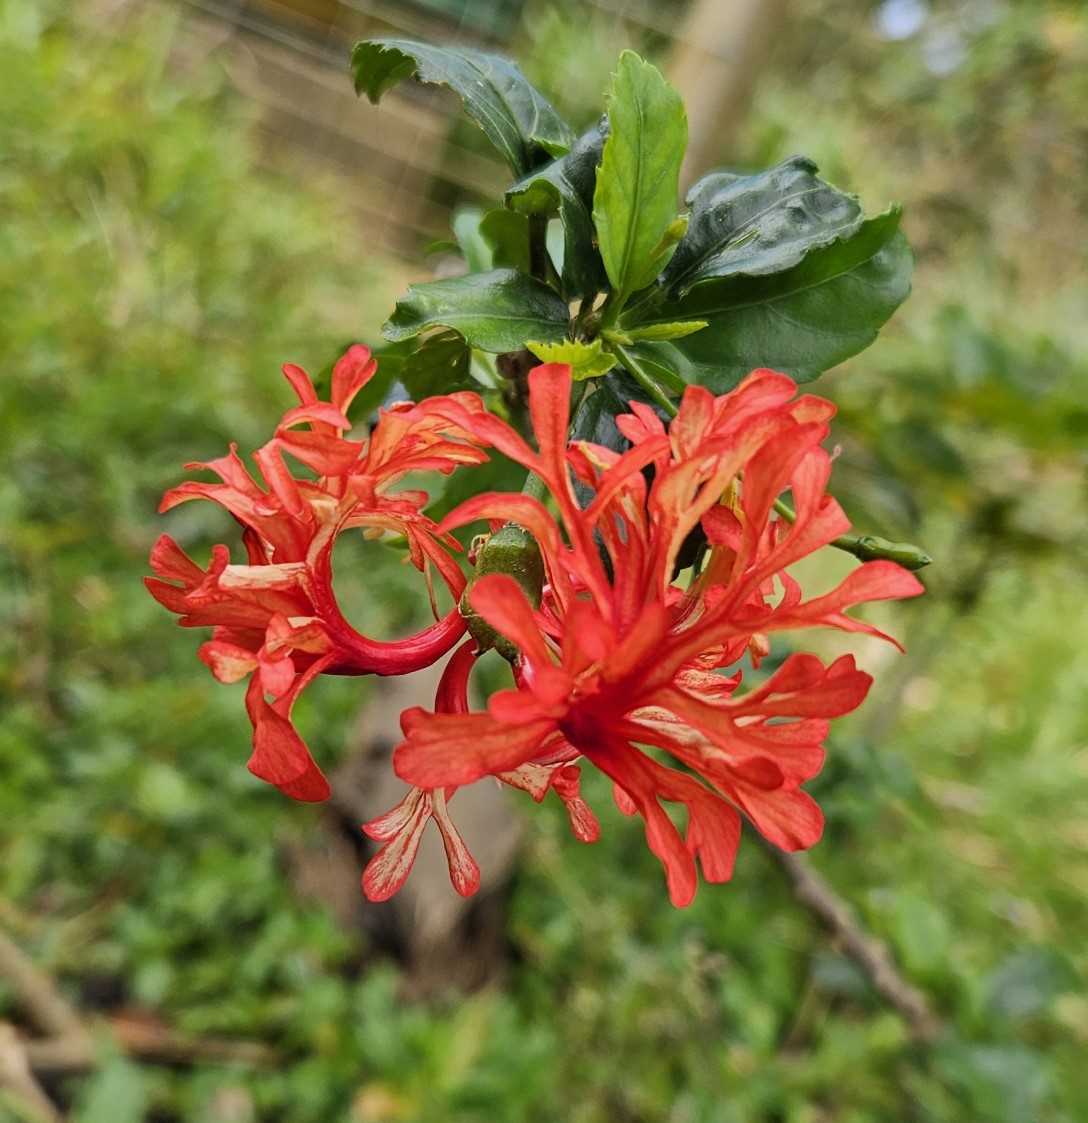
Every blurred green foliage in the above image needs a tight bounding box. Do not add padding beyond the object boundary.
[1,1,1086,1121]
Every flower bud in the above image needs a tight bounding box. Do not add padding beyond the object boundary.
[460,523,545,660]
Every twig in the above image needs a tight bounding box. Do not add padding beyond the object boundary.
[0,930,87,1044]
[0,927,276,1075]
[759,840,941,1042]
[24,1019,278,1073]
[0,1024,63,1123]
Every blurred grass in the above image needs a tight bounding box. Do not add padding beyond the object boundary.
[1,1,1086,1121]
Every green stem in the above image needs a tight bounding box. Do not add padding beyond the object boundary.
[613,343,678,418]
[773,497,932,570]
[573,292,599,338]
[596,291,621,334]
[521,470,549,501]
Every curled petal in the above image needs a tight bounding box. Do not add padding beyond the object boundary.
[149,534,204,585]
[281,362,320,406]
[435,640,477,715]
[244,677,330,802]
[304,515,466,674]
[279,401,352,432]
[199,640,258,684]
[332,344,378,416]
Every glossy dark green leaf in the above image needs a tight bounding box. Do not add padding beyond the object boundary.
[399,331,474,399]
[620,344,687,396]
[383,268,570,353]
[663,155,864,297]
[479,209,531,273]
[593,52,687,305]
[569,371,671,452]
[623,209,912,392]
[351,39,573,176]
[506,119,609,298]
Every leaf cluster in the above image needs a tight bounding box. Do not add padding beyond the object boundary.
[352,39,914,440]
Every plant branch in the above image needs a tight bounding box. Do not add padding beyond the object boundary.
[757,839,942,1043]
[0,1025,62,1123]
[772,497,932,570]
[24,1020,278,1073]
[0,927,276,1077]
[0,930,86,1044]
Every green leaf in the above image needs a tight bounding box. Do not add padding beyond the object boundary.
[74,1055,149,1123]
[451,207,493,273]
[351,39,573,176]
[450,208,531,274]
[383,268,570,354]
[623,209,912,392]
[400,331,474,398]
[479,209,531,273]
[663,155,865,296]
[617,320,708,342]
[592,52,687,306]
[570,372,671,452]
[526,338,617,381]
[619,343,687,395]
[888,891,950,976]
[507,119,609,299]
[985,948,1079,1023]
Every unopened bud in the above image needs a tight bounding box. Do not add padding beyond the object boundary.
[846,534,933,571]
[460,523,545,659]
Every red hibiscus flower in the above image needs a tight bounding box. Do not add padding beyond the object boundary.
[147,345,489,802]
[387,363,924,906]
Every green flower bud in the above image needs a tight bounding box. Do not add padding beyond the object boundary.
[460,523,545,660]
[845,534,933,570]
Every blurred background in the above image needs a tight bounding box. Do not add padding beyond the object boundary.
[2,0,1086,1119]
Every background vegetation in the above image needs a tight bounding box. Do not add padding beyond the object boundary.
[1,0,1085,1120]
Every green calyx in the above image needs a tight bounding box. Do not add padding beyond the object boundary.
[460,523,545,659]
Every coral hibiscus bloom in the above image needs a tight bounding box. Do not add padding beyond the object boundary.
[389,364,924,906]
[147,345,488,802]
